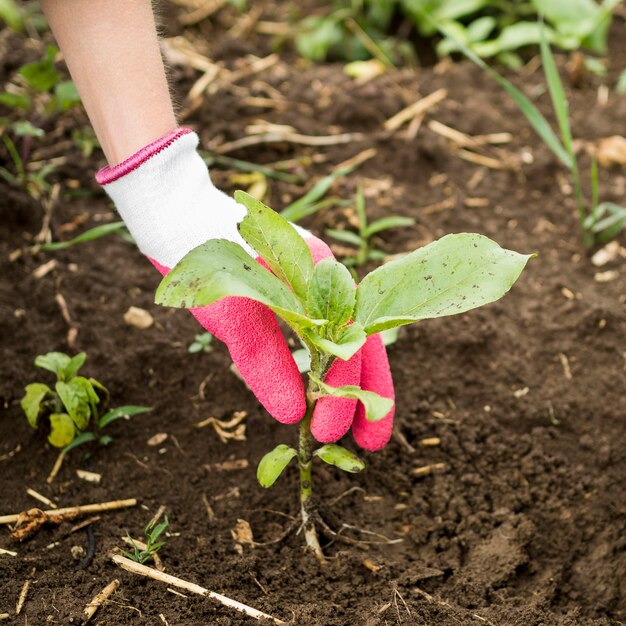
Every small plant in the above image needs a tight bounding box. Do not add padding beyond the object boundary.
[0,45,81,198]
[188,332,214,354]
[156,191,532,559]
[21,351,151,452]
[432,17,626,246]
[326,185,414,271]
[123,516,169,565]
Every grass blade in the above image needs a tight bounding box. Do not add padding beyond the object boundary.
[38,222,127,251]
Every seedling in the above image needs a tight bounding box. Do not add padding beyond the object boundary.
[326,185,414,271]
[188,332,214,354]
[429,17,626,247]
[156,191,532,558]
[123,516,169,565]
[0,45,80,198]
[21,351,151,453]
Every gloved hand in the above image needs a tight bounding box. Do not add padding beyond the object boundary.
[97,129,394,450]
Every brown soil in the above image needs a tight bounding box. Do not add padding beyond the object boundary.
[1,7,625,626]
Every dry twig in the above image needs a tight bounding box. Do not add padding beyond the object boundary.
[384,89,447,132]
[83,579,120,623]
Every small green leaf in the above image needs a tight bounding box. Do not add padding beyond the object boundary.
[236,190,314,301]
[0,92,30,110]
[65,352,86,379]
[53,80,80,111]
[617,69,626,94]
[62,431,98,453]
[35,352,71,379]
[21,383,52,428]
[325,228,362,247]
[304,322,366,361]
[257,444,298,488]
[19,45,60,92]
[156,239,325,333]
[99,405,152,429]
[13,120,43,138]
[48,413,76,448]
[306,258,356,326]
[314,444,365,473]
[37,222,127,251]
[55,378,92,430]
[363,216,415,238]
[309,373,394,422]
[354,233,533,334]
[99,435,114,446]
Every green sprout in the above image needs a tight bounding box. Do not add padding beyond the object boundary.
[0,45,81,198]
[123,516,169,565]
[21,351,151,453]
[188,332,214,354]
[326,185,415,272]
[156,191,533,559]
[428,16,626,247]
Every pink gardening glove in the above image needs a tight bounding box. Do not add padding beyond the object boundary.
[97,128,394,450]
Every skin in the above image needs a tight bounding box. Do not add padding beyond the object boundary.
[40,0,176,165]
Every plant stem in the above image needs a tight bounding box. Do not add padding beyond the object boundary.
[298,398,325,563]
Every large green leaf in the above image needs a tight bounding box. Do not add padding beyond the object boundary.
[236,190,314,301]
[19,45,60,92]
[304,322,366,361]
[309,374,394,422]
[55,378,93,430]
[48,413,76,448]
[314,444,365,473]
[354,233,532,334]
[306,258,356,326]
[21,383,52,428]
[155,239,326,332]
[257,444,298,488]
[34,351,85,381]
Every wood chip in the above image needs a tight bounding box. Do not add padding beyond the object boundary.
[15,580,30,615]
[32,259,57,279]
[84,579,119,623]
[0,548,17,556]
[204,459,249,472]
[559,353,573,380]
[419,437,441,447]
[363,558,382,573]
[595,135,626,167]
[26,488,56,508]
[76,469,102,484]
[594,270,619,283]
[124,306,154,329]
[384,89,447,131]
[412,462,447,478]
[591,241,625,267]
[147,433,168,447]
[231,519,254,546]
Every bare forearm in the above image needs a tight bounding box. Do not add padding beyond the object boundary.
[40,0,177,165]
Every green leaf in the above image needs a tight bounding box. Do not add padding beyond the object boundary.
[65,352,86,379]
[257,444,298,488]
[48,413,76,448]
[539,22,573,154]
[13,120,44,138]
[62,431,98,453]
[155,239,325,333]
[55,378,93,430]
[363,216,415,238]
[325,228,362,247]
[281,162,361,222]
[53,80,80,111]
[304,322,366,361]
[89,378,110,410]
[236,190,314,301]
[38,222,126,251]
[354,233,533,335]
[314,444,365,473]
[99,405,152,429]
[21,383,52,428]
[35,352,71,379]
[19,45,60,92]
[430,18,572,168]
[306,258,355,326]
[617,69,626,94]
[309,373,394,422]
[295,15,343,62]
[0,92,30,110]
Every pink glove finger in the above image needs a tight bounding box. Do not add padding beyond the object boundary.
[351,334,395,451]
[310,349,362,443]
[151,258,306,424]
